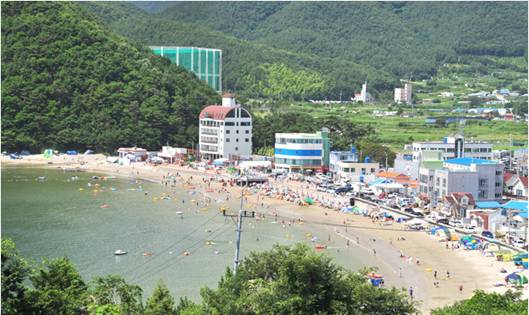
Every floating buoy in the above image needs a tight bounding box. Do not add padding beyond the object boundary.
[100,204,109,209]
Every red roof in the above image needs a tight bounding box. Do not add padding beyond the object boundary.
[504,172,516,183]
[199,105,235,120]
[451,192,475,205]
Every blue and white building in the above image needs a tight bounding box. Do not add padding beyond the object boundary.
[274,128,330,173]
[329,148,358,172]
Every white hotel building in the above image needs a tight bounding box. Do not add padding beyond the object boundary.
[198,94,252,160]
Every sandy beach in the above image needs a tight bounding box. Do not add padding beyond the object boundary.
[3,154,527,313]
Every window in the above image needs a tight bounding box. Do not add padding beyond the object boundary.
[478,190,486,198]
[225,122,235,126]
[235,147,238,151]
[442,178,446,187]
[361,168,366,174]
[226,130,230,134]
[245,130,249,134]
[236,130,239,134]
[351,168,356,173]
[245,138,249,142]
[241,122,251,126]
[226,138,230,142]
[516,189,524,196]
[236,138,239,142]
[370,168,375,173]
[495,193,502,198]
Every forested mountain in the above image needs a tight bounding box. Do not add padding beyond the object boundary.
[1,1,219,153]
[83,2,397,100]
[160,2,528,78]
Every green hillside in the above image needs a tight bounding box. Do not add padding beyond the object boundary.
[82,2,397,100]
[161,2,528,78]
[1,1,219,153]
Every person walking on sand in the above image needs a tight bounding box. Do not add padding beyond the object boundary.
[434,270,437,279]
[409,286,413,299]
[447,271,451,279]
[459,284,463,294]
[373,248,376,256]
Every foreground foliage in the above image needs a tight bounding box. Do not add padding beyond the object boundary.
[177,244,416,314]
[431,290,528,315]
[1,1,219,153]
[4,238,526,315]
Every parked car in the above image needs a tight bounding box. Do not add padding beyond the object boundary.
[436,218,450,225]
[463,225,476,233]
[481,231,494,239]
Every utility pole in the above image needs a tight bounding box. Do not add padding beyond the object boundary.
[222,174,255,274]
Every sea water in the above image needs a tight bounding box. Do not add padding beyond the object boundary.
[2,167,398,300]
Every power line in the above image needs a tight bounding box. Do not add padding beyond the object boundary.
[128,222,232,284]
[121,211,222,278]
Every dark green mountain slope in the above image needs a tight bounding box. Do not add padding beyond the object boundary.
[160,2,528,77]
[82,2,397,99]
[1,1,219,153]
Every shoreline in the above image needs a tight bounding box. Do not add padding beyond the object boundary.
[2,154,526,313]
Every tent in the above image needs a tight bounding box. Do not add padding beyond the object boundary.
[505,272,528,286]
[460,235,482,250]
[396,217,408,223]
[304,197,314,205]
[43,149,53,158]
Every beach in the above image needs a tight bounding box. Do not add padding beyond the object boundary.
[3,154,527,313]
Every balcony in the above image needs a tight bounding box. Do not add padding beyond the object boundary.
[201,128,218,136]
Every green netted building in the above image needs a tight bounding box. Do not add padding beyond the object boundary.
[150,46,222,92]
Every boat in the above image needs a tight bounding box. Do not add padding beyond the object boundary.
[114,249,127,255]
[314,244,327,250]
[176,211,183,215]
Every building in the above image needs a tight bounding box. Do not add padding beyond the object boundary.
[117,147,148,162]
[395,135,494,181]
[334,160,380,182]
[394,83,412,104]
[512,176,528,198]
[198,94,252,160]
[419,158,503,204]
[352,82,373,103]
[329,148,358,173]
[411,135,493,161]
[274,128,330,173]
[443,192,475,218]
[150,46,222,92]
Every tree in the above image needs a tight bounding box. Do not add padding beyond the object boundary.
[180,244,416,314]
[356,137,397,167]
[145,280,176,315]
[1,238,30,315]
[90,275,143,315]
[431,290,528,315]
[27,257,89,314]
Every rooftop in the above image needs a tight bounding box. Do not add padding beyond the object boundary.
[444,158,498,166]
[275,132,322,139]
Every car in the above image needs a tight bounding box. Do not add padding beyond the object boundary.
[436,218,450,225]
[512,239,527,249]
[335,187,352,194]
[481,231,494,239]
[462,225,475,233]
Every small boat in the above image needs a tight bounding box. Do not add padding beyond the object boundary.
[176,211,184,215]
[314,244,327,250]
[114,249,127,255]
[143,252,153,257]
